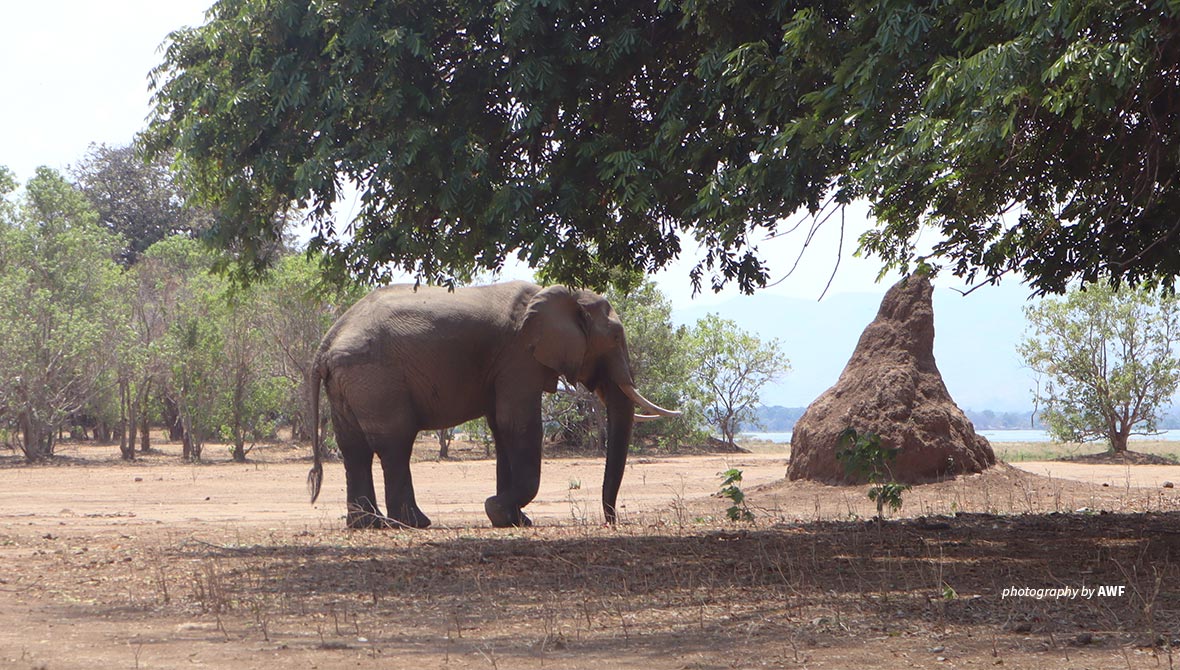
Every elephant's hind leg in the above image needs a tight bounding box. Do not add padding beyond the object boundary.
[334,419,385,529]
[342,445,382,528]
[374,433,432,529]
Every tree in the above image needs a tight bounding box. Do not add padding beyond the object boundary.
[798,0,1180,295]
[119,238,185,456]
[1020,284,1180,453]
[71,143,209,266]
[217,281,286,462]
[542,382,608,452]
[687,314,789,447]
[0,167,15,221]
[145,1,1180,295]
[143,236,227,461]
[130,236,355,462]
[113,286,151,459]
[0,168,126,460]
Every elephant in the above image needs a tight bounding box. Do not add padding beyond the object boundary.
[306,280,679,528]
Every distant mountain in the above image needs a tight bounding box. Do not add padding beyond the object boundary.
[961,408,1043,430]
[671,281,1038,413]
[749,405,1180,433]
[752,406,806,432]
[747,405,1040,433]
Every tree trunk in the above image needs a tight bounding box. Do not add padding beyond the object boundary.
[126,414,138,461]
[119,380,137,461]
[179,408,200,461]
[289,411,305,443]
[1111,429,1130,454]
[163,396,184,441]
[139,414,151,453]
[231,425,247,462]
[719,414,737,448]
[295,373,316,443]
[230,378,247,462]
[137,381,153,453]
[437,429,451,459]
[118,382,130,456]
[21,418,55,462]
[590,396,607,453]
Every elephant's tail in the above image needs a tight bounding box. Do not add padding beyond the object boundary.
[307,353,325,504]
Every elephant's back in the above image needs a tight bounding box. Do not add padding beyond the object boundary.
[319,281,539,368]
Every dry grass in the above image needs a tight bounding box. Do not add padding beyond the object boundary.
[992,439,1180,463]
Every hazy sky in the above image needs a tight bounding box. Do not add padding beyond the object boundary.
[0,2,209,181]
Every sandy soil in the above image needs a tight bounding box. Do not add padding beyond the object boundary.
[0,448,791,532]
[0,440,1177,669]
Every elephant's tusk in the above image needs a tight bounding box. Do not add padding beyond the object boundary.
[621,384,681,417]
[633,413,661,423]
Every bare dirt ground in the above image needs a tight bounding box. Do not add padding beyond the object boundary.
[1,438,1179,669]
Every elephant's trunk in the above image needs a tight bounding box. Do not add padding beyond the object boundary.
[595,337,677,523]
[600,381,635,524]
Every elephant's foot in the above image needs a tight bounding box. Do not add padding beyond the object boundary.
[390,504,432,529]
[346,508,389,529]
[347,506,431,530]
[347,512,430,530]
[484,496,533,528]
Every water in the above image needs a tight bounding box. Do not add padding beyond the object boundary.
[740,429,1180,444]
[741,432,792,443]
[979,429,1049,443]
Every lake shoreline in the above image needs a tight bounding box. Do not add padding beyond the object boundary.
[739,429,1180,445]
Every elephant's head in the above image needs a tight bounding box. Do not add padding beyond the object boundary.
[521,285,679,523]
[521,283,679,523]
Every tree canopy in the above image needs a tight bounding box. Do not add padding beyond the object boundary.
[145,0,1180,294]
[71,143,211,266]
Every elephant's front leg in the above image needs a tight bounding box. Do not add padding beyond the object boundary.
[484,403,542,528]
[491,418,513,497]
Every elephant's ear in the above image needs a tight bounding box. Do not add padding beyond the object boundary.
[521,286,589,384]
